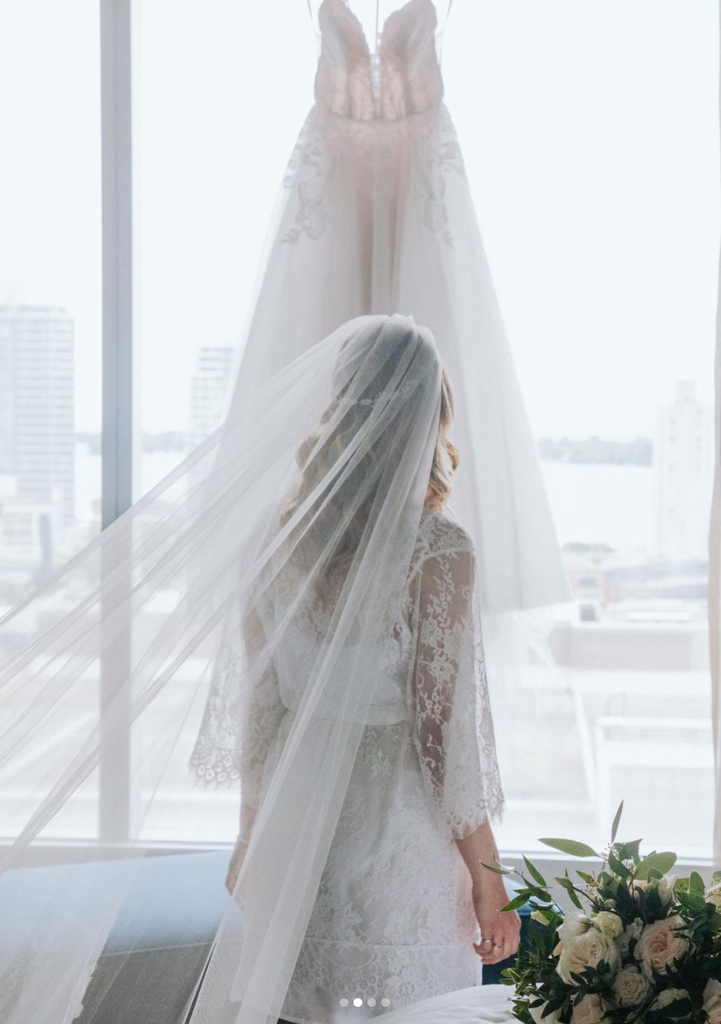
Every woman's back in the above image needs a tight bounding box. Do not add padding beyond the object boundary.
[244,506,502,1024]
[257,507,472,719]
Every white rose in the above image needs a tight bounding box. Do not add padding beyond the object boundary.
[591,911,623,939]
[612,965,651,1007]
[704,980,721,1024]
[558,913,592,944]
[557,930,621,986]
[553,913,592,955]
[571,994,606,1024]
[656,874,675,906]
[529,1001,562,1024]
[635,915,690,978]
[616,916,644,958]
[651,988,689,1011]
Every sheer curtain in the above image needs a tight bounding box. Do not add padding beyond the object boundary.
[711,3,721,863]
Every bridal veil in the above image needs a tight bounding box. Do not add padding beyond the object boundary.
[0,314,506,1024]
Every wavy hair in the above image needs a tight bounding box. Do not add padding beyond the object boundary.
[280,357,458,587]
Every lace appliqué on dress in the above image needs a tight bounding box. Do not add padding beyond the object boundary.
[281,511,504,1022]
[188,616,244,789]
[189,601,285,798]
[407,511,505,839]
[280,102,467,249]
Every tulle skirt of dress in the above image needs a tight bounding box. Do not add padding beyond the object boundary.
[231,98,571,619]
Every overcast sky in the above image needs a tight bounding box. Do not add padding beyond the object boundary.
[0,0,718,439]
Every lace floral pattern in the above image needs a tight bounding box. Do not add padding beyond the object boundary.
[280,710,483,1024]
[276,0,467,250]
[188,606,245,789]
[280,102,467,249]
[406,514,505,840]
[278,510,502,1023]
[189,510,504,1022]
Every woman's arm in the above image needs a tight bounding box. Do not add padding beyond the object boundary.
[455,817,520,965]
[410,540,519,962]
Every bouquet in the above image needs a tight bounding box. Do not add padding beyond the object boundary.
[487,803,721,1023]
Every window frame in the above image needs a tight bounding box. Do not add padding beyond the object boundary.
[99,0,135,843]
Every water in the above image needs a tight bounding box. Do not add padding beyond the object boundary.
[75,445,657,555]
[541,461,654,552]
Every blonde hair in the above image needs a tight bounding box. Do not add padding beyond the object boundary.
[279,363,458,592]
[425,368,458,512]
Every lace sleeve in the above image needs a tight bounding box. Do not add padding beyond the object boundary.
[409,543,505,841]
[238,603,286,841]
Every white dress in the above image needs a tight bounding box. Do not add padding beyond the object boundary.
[241,508,504,1024]
[230,0,571,620]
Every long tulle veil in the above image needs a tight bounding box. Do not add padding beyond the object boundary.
[0,313,517,1024]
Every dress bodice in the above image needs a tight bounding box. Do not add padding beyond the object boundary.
[314,0,444,121]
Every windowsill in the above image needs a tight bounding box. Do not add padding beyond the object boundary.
[2,837,715,882]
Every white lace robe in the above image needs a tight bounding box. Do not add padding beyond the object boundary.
[238,509,503,1024]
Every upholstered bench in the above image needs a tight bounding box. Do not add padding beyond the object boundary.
[0,851,228,1024]
[1,851,531,1022]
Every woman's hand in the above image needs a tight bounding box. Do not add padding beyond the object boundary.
[471,880,521,965]
[453,818,521,965]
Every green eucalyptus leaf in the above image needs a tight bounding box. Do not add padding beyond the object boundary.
[501,893,530,913]
[635,851,677,880]
[555,875,583,909]
[610,800,624,842]
[523,855,548,888]
[480,861,514,875]
[608,848,631,878]
[539,838,599,858]
[615,839,643,863]
[689,870,705,895]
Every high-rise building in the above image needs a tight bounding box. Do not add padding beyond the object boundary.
[0,305,75,527]
[190,345,235,446]
[654,380,714,558]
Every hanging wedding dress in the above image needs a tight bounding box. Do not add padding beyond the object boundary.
[232,0,571,618]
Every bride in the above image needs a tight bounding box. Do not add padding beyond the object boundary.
[219,313,521,1023]
[0,313,518,1024]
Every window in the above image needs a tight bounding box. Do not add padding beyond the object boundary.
[131,0,317,840]
[0,0,717,858]
[133,0,316,498]
[445,0,718,857]
[0,4,102,604]
[0,0,102,842]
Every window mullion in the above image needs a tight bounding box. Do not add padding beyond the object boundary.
[99,0,135,845]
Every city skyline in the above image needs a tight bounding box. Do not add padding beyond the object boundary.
[0,301,713,607]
